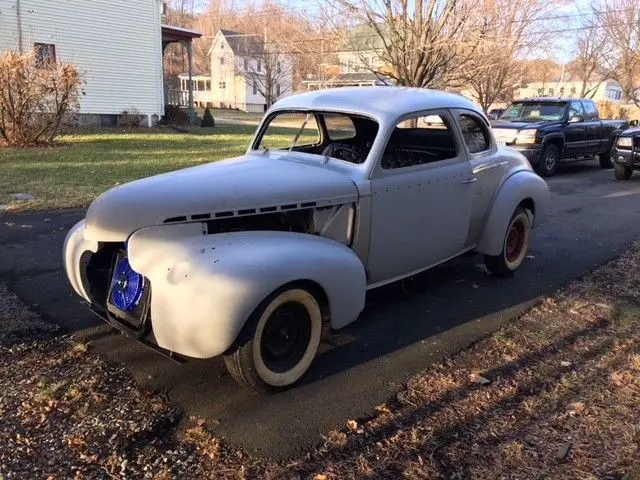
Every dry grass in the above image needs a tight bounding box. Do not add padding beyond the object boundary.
[2,243,640,478]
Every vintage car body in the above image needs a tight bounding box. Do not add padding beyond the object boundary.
[64,87,550,392]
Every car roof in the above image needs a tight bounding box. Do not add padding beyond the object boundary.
[269,86,483,124]
[517,97,593,103]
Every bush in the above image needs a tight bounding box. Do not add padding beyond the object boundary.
[0,51,81,147]
[163,105,189,126]
[119,107,144,128]
[201,107,215,128]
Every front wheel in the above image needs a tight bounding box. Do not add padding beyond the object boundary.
[614,163,633,180]
[224,287,323,393]
[484,207,532,277]
[535,144,559,177]
[599,142,616,169]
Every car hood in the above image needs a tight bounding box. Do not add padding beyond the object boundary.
[490,120,559,130]
[84,151,359,241]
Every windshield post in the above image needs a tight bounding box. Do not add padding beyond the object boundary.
[289,113,312,152]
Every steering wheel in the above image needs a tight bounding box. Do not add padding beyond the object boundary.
[322,144,361,163]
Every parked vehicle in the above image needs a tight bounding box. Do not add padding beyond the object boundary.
[491,98,629,177]
[487,108,505,120]
[610,122,640,180]
[63,87,550,393]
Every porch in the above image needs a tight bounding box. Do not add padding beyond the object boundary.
[161,24,202,124]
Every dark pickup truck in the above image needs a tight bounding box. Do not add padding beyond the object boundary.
[611,125,640,180]
[490,98,629,177]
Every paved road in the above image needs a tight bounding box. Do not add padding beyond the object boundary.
[2,163,640,459]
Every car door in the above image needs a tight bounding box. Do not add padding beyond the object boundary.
[565,101,588,158]
[581,100,605,154]
[366,110,474,285]
[453,110,508,246]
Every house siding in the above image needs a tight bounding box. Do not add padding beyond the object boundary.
[0,0,164,117]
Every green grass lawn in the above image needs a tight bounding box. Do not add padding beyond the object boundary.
[0,125,257,211]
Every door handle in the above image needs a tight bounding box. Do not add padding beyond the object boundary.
[462,177,478,184]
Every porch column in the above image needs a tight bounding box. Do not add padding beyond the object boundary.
[184,40,195,125]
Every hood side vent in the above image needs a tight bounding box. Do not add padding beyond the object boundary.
[215,211,234,218]
[260,206,278,213]
[191,213,211,220]
[164,215,188,223]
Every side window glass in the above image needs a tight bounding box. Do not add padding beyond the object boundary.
[569,102,585,121]
[322,113,356,141]
[458,114,490,154]
[382,114,458,170]
[582,101,598,121]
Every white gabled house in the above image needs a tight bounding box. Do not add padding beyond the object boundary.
[208,29,293,113]
[0,0,201,126]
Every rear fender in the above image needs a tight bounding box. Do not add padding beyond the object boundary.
[127,224,366,358]
[476,171,550,256]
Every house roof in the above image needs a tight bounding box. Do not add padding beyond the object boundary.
[161,24,202,43]
[270,86,480,124]
[219,29,263,56]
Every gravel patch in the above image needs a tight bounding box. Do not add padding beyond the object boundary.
[0,284,59,348]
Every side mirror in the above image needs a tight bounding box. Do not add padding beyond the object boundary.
[568,115,584,123]
[630,119,639,127]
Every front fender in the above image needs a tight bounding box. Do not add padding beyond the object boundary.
[127,224,366,358]
[476,171,550,256]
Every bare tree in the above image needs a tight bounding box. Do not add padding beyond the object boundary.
[597,0,640,106]
[566,13,607,98]
[227,31,294,107]
[326,0,491,89]
[462,0,565,111]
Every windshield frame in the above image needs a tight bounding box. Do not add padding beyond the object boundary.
[499,101,568,122]
[249,109,381,166]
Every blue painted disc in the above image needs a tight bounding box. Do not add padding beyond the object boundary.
[110,257,145,312]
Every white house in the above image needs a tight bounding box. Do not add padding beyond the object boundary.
[176,73,212,108]
[0,0,201,126]
[515,79,624,103]
[302,49,392,90]
[208,29,293,113]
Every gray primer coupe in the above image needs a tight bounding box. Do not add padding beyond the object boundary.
[64,87,550,393]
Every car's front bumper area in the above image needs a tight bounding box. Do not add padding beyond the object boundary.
[613,146,640,167]
[510,145,542,167]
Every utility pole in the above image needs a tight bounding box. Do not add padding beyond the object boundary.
[16,0,24,53]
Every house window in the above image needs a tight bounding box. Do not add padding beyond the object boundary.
[205,80,211,90]
[198,80,206,91]
[570,87,577,94]
[219,81,226,89]
[220,56,224,66]
[244,58,248,71]
[257,60,262,72]
[253,80,258,95]
[276,61,281,74]
[276,84,281,96]
[537,88,544,95]
[548,88,554,96]
[34,43,56,66]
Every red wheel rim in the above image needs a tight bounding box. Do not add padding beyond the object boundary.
[505,220,525,262]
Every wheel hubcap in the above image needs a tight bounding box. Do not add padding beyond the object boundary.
[260,302,311,373]
[505,220,526,263]
[545,151,557,171]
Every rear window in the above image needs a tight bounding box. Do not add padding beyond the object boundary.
[322,113,356,141]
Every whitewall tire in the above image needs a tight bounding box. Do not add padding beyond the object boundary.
[224,287,323,393]
[484,207,532,277]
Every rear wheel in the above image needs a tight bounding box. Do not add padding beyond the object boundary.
[536,144,559,177]
[224,287,323,393]
[614,163,633,180]
[484,207,532,277]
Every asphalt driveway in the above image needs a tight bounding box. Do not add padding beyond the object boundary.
[2,163,640,459]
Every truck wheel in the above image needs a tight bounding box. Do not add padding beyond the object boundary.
[484,207,532,277]
[614,163,633,180]
[224,287,323,393]
[599,143,616,169]
[536,144,559,177]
